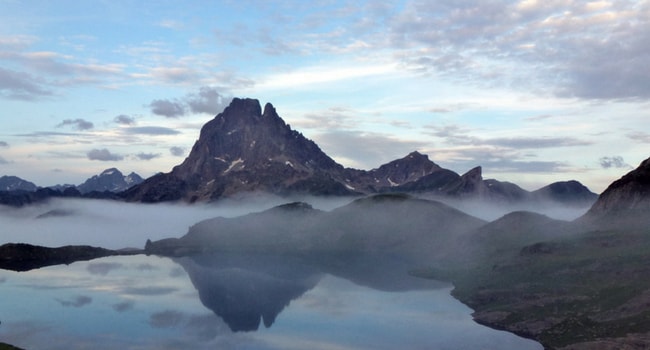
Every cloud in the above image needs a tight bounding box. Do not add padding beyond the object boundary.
[120,126,181,136]
[15,131,81,138]
[314,130,428,169]
[135,152,161,161]
[186,86,230,115]
[122,286,178,296]
[170,146,185,157]
[114,114,136,125]
[157,19,184,30]
[385,1,650,100]
[56,295,92,308]
[87,148,124,161]
[0,156,8,164]
[87,262,123,276]
[113,301,135,312]
[627,131,650,143]
[293,106,360,131]
[149,310,185,329]
[121,126,181,135]
[481,159,570,174]
[149,99,186,118]
[56,118,94,131]
[425,124,590,149]
[148,87,232,119]
[482,137,591,149]
[149,67,200,85]
[0,67,52,100]
[599,156,631,169]
[0,141,8,147]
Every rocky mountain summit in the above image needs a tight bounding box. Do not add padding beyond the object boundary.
[124,98,444,202]
[124,98,597,205]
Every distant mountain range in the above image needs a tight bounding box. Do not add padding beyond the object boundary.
[121,98,598,205]
[0,97,614,208]
[0,168,143,206]
[0,175,38,192]
[76,168,143,194]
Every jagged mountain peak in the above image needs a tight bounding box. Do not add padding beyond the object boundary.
[462,166,483,180]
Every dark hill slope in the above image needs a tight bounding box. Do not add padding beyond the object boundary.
[145,194,485,262]
[580,156,650,228]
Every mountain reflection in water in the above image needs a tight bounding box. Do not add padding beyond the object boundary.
[0,254,542,349]
[173,253,447,332]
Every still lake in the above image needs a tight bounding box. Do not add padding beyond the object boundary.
[0,253,542,350]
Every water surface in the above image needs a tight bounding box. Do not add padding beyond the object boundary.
[0,254,542,349]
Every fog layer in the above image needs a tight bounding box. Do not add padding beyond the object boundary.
[0,195,352,249]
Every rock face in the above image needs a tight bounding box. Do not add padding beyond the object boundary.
[77,168,143,194]
[124,98,443,202]
[0,175,38,192]
[586,157,650,216]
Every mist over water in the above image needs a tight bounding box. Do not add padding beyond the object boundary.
[431,197,591,221]
[0,193,591,251]
[0,195,555,349]
[0,195,353,249]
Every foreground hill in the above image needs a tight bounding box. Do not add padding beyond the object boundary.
[145,193,486,263]
[427,156,650,349]
[579,157,650,229]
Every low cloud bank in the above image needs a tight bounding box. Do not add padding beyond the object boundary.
[0,195,352,249]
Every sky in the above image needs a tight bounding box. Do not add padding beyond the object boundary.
[0,0,648,193]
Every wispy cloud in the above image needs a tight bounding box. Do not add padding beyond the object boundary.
[148,86,231,118]
[599,156,632,169]
[135,152,161,161]
[56,295,92,308]
[114,114,136,125]
[0,67,52,100]
[121,126,181,135]
[56,118,94,131]
[169,146,185,157]
[87,148,123,161]
[314,130,427,169]
[149,99,185,118]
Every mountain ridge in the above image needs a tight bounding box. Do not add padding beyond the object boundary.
[123,98,598,205]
